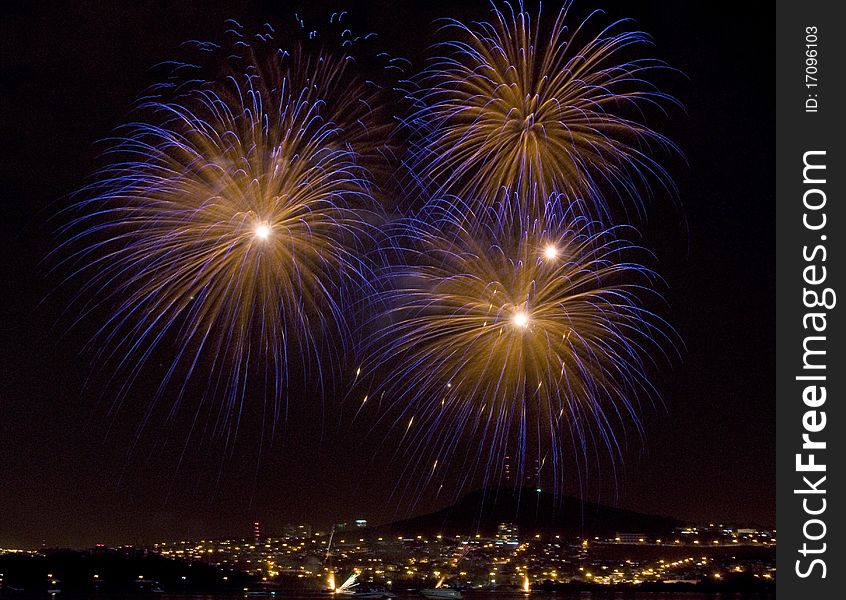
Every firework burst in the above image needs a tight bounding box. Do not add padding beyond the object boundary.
[57,25,391,429]
[359,195,675,494]
[407,0,679,220]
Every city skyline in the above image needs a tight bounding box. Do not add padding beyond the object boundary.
[0,509,777,594]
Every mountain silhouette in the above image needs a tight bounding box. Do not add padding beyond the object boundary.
[369,488,685,537]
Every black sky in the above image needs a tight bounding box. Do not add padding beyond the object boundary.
[0,0,774,549]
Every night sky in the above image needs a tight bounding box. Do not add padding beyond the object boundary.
[0,1,774,549]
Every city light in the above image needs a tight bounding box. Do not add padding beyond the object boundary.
[32,521,771,593]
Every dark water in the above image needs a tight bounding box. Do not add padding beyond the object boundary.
[1,593,775,600]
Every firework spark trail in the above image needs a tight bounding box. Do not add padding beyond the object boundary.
[358,194,677,498]
[406,0,680,221]
[56,24,393,438]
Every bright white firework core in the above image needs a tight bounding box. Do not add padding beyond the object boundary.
[254,223,271,240]
[512,310,529,328]
[544,244,558,260]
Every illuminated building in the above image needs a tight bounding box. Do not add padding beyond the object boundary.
[495,523,519,546]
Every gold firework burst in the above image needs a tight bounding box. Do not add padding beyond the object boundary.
[410,1,678,219]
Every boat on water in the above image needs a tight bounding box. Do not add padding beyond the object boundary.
[331,583,395,598]
[420,588,462,600]
[330,572,359,595]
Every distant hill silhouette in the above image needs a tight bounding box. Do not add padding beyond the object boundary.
[368,488,685,537]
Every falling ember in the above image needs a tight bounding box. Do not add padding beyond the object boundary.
[522,575,530,593]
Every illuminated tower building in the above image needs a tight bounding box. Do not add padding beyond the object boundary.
[496,523,519,546]
[524,458,540,486]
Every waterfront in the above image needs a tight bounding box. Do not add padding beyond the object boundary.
[0,593,776,600]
